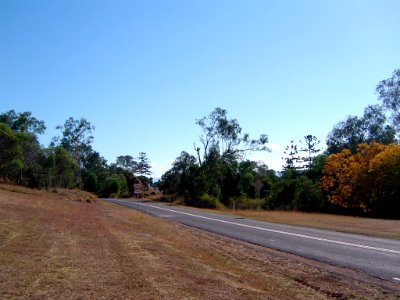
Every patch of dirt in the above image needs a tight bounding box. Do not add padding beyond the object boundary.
[0,185,399,299]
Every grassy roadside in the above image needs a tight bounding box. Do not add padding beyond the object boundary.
[176,205,400,240]
[1,185,399,299]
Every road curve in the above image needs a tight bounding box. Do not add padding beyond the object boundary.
[102,199,400,284]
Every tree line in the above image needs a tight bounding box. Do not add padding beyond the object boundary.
[0,112,152,198]
[158,69,400,218]
[1,69,399,218]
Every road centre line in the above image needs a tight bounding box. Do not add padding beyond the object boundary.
[125,200,400,255]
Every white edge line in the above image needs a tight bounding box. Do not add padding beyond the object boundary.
[118,200,400,255]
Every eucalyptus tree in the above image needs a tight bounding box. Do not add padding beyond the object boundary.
[326,105,395,154]
[376,68,400,135]
[0,123,22,180]
[0,110,46,186]
[115,155,137,174]
[82,150,108,193]
[159,151,197,196]
[53,117,95,187]
[0,110,46,134]
[196,107,270,164]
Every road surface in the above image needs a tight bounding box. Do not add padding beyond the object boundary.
[102,199,400,284]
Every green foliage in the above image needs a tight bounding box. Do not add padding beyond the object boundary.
[102,175,122,198]
[376,68,400,134]
[282,140,298,170]
[299,135,322,169]
[265,170,325,212]
[196,107,270,164]
[0,110,46,134]
[186,193,225,209]
[53,117,95,188]
[0,123,21,177]
[51,146,78,188]
[84,172,98,193]
[136,152,151,176]
[229,196,265,210]
[267,169,298,210]
[326,105,396,154]
[293,176,324,211]
[0,110,156,198]
[0,118,46,186]
[115,155,137,174]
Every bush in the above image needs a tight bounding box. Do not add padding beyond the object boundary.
[229,196,265,210]
[186,193,225,209]
[293,176,325,212]
[101,175,121,198]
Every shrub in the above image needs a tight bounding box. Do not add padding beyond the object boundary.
[229,196,265,210]
[186,193,225,208]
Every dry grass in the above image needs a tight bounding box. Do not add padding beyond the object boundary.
[1,184,399,299]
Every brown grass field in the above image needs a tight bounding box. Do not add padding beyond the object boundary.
[1,184,400,299]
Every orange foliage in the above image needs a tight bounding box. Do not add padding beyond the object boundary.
[321,149,356,208]
[321,143,399,215]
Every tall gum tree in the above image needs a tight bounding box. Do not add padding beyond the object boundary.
[376,68,400,135]
[53,117,95,188]
[195,107,270,165]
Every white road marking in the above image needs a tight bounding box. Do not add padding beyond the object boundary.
[393,277,400,282]
[119,200,400,255]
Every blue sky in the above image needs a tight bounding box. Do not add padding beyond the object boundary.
[1,0,399,177]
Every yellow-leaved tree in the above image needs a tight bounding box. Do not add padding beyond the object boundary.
[321,143,399,217]
[367,144,400,217]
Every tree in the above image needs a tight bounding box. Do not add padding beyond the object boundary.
[376,68,400,134]
[0,110,46,134]
[293,176,324,212]
[0,123,22,180]
[368,144,400,217]
[0,111,46,186]
[53,146,78,188]
[321,142,400,217]
[159,151,198,196]
[299,135,322,169]
[115,155,137,174]
[326,105,396,154]
[136,152,151,177]
[53,117,95,187]
[82,149,108,194]
[16,131,45,187]
[196,107,270,164]
[282,140,298,169]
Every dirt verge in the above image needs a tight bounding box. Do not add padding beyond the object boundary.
[1,185,399,299]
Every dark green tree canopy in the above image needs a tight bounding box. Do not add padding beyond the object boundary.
[0,110,46,134]
[136,152,151,176]
[115,155,137,174]
[326,105,396,154]
[54,117,95,156]
[299,135,322,169]
[282,140,298,170]
[52,117,95,188]
[376,68,400,132]
[172,151,197,174]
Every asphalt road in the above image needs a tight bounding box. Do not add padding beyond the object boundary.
[102,199,400,284]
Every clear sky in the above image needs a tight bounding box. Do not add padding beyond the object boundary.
[1,0,399,177]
